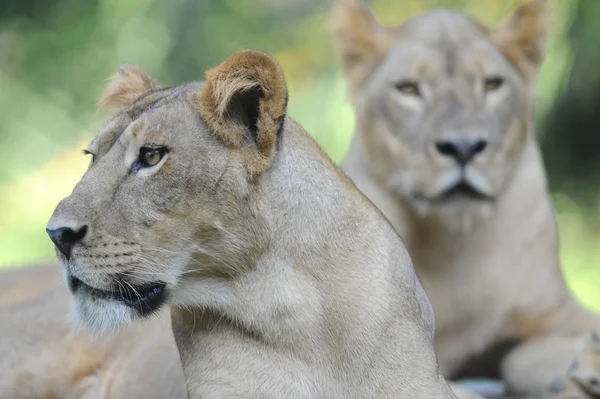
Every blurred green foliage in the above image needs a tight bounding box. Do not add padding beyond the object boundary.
[0,0,599,310]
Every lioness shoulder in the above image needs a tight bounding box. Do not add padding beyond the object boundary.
[0,264,186,399]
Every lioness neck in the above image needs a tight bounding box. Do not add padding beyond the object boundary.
[171,120,442,391]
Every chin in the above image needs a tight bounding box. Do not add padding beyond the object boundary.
[67,274,168,339]
[410,193,496,232]
[70,295,136,340]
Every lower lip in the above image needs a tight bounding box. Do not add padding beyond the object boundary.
[68,275,167,316]
[119,283,167,315]
[439,182,491,201]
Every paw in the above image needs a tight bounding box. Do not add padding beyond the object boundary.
[547,377,588,399]
[546,331,600,399]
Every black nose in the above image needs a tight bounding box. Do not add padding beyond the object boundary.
[46,226,88,260]
[435,138,487,165]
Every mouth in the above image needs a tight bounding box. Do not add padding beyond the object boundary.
[68,274,167,316]
[438,181,494,202]
[412,180,495,205]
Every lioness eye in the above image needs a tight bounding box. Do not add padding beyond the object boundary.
[484,76,504,92]
[135,146,167,170]
[143,149,161,166]
[395,81,421,96]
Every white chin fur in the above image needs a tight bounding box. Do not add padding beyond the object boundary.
[410,197,494,232]
[69,295,134,340]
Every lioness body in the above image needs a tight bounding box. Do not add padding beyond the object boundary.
[332,0,600,395]
[346,122,594,393]
[46,51,454,398]
[0,264,186,399]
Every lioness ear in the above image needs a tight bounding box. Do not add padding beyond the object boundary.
[330,0,391,89]
[491,0,550,81]
[198,50,288,180]
[99,63,161,109]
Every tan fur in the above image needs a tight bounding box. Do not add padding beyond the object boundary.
[197,49,288,179]
[46,50,455,398]
[547,331,600,399]
[330,0,393,89]
[491,0,550,87]
[333,0,600,396]
[0,264,187,399]
[98,63,161,109]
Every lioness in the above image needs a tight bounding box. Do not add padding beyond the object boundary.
[332,0,600,396]
[45,50,454,398]
[0,263,186,398]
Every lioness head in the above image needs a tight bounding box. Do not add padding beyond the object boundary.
[46,50,287,335]
[332,0,548,218]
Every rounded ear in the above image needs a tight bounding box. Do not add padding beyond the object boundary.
[197,50,288,180]
[490,0,550,82]
[330,0,391,90]
[98,63,161,109]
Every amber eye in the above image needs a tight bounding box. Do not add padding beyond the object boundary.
[395,81,421,96]
[134,146,167,171]
[484,76,504,92]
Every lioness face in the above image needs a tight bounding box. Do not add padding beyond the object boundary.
[47,91,231,333]
[360,25,528,214]
[332,1,547,216]
[46,52,287,335]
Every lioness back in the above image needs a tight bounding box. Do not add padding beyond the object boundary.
[0,264,186,399]
[0,264,70,375]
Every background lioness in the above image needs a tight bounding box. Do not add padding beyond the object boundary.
[332,0,600,396]
[46,49,454,398]
[0,264,186,398]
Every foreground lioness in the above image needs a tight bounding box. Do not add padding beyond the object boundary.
[0,264,186,398]
[332,0,600,396]
[45,50,454,398]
